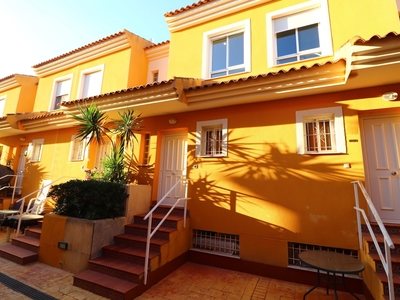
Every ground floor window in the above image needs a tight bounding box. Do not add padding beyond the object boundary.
[288,242,358,268]
[192,229,239,257]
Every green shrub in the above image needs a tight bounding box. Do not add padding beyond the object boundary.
[49,179,128,220]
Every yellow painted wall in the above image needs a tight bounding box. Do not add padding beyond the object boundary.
[127,34,152,87]
[168,0,400,80]
[0,87,21,114]
[16,76,38,113]
[140,84,400,267]
[33,48,132,111]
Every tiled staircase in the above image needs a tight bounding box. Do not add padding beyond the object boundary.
[362,223,400,299]
[74,206,189,300]
[0,222,42,264]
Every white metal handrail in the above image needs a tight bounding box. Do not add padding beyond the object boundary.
[352,180,395,300]
[0,174,22,204]
[143,178,190,285]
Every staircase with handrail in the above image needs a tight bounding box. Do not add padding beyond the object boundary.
[74,178,191,299]
[352,180,400,299]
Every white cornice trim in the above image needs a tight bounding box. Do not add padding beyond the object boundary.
[0,76,19,92]
[145,43,170,60]
[166,0,272,32]
[33,35,131,77]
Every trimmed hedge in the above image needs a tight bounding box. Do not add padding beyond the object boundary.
[49,179,128,220]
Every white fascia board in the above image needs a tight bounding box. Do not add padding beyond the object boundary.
[166,0,272,32]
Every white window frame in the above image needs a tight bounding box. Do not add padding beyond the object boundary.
[49,75,72,111]
[296,106,346,154]
[266,0,333,67]
[77,64,104,99]
[196,119,228,157]
[202,20,251,79]
[0,96,6,117]
[28,138,44,162]
[69,135,88,162]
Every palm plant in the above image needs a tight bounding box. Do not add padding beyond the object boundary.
[72,104,142,183]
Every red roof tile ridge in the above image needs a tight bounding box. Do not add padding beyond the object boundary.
[187,59,344,91]
[62,79,175,106]
[26,111,65,120]
[165,0,216,17]
[354,31,400,43]
[32,30,131,68]
[145,40,170,50]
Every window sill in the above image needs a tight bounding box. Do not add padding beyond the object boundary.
[206,70,250,80]
[270,54,331,69]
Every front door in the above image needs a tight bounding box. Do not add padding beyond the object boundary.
[15,146,27,195]
[362,116,400,223]
[157,132,188,207]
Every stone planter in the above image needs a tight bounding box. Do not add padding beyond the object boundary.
[39,184,152,273]
[40,214,125,273]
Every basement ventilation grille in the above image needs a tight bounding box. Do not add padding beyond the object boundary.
[192,229,240,257]
[288,242,358,268]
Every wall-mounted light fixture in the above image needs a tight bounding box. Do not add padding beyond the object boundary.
[19,137,26,142]
[382,92,398,101]
[168,118,177,125]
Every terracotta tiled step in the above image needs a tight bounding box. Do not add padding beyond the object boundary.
[133,213,183,229]
[89,256,144,281]
[102,244,160,265]
[370,252,400,274]
[124,223,175,239]
[0,244,38,264]
[24,227,41,239]
[150,205,187,217]
[74,269,140,300]
[11,235,40,252]
[362,223,400,235]
[363,233,400,255]
[114,233,169,250]
[378,272,400,297]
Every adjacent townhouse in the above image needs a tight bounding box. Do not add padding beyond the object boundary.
[0,0,400,299]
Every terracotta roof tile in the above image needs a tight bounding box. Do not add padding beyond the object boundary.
[186,59,345,91]
[25,111,65,120]
[0,74,15,82]
[145,40,170,50]
[165,0,216,17]
[32,30,128,68]
[62,80,174,106]
[354,31,400,44]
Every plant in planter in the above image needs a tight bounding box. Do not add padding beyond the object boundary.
[49,179,128,220]
[72,104,142,183]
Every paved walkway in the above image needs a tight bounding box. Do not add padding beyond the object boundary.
[0,231,365,299]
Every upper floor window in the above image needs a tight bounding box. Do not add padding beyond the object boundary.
[196,119,228,157]
[296,107,346,154]
[0,97,6,117]
[79,65,104,98]
[203,20,250,79]
[152,71,159,82]
[52,77,72,110]
[69,135,87,161]
[267,0,332,66]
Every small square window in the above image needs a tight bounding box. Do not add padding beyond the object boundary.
[28,139,44,162]
[70,136,87,161]
[203,20,250,79]
[152,71,159,82]
[196,119,228,157]
[296,107,346,154]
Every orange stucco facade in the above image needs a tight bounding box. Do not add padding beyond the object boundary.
[0,1,400,298]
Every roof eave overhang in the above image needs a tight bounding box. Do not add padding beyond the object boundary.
[185,60,348,107]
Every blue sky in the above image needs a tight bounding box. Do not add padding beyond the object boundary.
[0,0,196,78]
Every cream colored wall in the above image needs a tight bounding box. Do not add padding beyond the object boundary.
[147,57,169,83]
[168,0,400,80]
[33,48,132,111]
